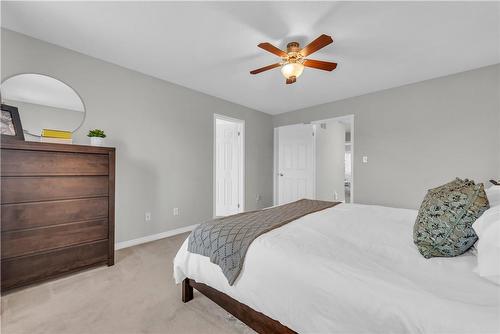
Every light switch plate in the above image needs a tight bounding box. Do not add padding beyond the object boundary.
[362,156,368,163]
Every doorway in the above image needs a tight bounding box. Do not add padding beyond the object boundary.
[274,115,354,205]
[214,114,244,217]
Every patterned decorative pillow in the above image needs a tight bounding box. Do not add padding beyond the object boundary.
[413,178,489,258]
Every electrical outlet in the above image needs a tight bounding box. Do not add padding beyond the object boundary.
[334,192,338,201]
[255,194,261,202]
[173,207,179,216]
[145,212,151,221]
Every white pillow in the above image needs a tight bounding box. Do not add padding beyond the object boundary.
[486,185,500,207]
[473,205,500,285]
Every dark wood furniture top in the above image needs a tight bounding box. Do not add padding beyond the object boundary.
[182,278,296,334]
[1,140,115,292]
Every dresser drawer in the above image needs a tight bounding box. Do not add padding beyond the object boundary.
[2,219,108,259]
[2,197,108,231]
[1,176,109,204]
[0,141,115,292]
[1,149,109,176]
[1,240,109,291]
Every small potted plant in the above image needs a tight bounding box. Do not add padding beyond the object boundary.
[87,129,106,146]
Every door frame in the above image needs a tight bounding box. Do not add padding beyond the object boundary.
[273,115,354,205]
[311,115,354,204]
[213,114,245,218]
[273,123,316,206]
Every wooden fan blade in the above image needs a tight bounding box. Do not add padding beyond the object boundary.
[250,63,281,75]
[258,42,288,58]
[303,59,337,71]
[300,34,333,57]
[286,76,296,84]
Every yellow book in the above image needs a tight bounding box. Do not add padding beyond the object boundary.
[41,129,72,139]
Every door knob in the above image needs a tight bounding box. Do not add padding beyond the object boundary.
[279,173,284,177]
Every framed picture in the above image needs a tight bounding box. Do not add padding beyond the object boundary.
[1,104,24,141]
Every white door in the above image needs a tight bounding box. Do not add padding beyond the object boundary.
[215,117,243,217]
[277,124,315,205]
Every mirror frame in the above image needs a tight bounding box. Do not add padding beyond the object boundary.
[0,73,87,136]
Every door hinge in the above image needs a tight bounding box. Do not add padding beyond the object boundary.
[237,203,240,208]
[312,132,315,136]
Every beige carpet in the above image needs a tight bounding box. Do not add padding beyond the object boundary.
[1,233,255,334]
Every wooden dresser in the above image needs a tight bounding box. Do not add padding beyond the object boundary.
[1,140,115,292]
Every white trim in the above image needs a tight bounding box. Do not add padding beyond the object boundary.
[311,115,355,203]
[312,124,317,201]
[213,113,245,218]
[350,115,355,203]
[115,224,198,250]
[273,128,279,206]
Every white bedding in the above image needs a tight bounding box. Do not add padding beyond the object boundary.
[173,203,500,333]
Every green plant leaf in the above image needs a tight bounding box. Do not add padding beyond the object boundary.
[87,129,106,138]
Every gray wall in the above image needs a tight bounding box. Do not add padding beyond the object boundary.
[2,29,498,233]
[1,29,274,243]
[315,121,345,202]
[274,64,500,209]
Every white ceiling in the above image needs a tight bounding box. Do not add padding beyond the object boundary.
[1,73,85,112]
[2,2,499,115]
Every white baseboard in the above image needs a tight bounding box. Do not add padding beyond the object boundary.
[115,224,198,250]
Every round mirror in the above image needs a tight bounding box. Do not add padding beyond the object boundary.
[1,74,85,139]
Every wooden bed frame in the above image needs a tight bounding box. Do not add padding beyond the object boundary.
[182,278,296,333]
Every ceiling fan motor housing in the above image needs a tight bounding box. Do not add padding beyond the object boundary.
[286,42,300,54]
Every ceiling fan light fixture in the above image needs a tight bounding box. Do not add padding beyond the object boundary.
[281,62,304,79]
[250,34,335,85]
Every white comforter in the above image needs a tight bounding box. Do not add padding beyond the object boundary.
[173,204,500,333]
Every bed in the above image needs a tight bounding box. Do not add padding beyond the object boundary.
[174,203,500,333]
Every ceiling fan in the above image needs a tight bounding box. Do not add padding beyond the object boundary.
[250,34,337,84]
